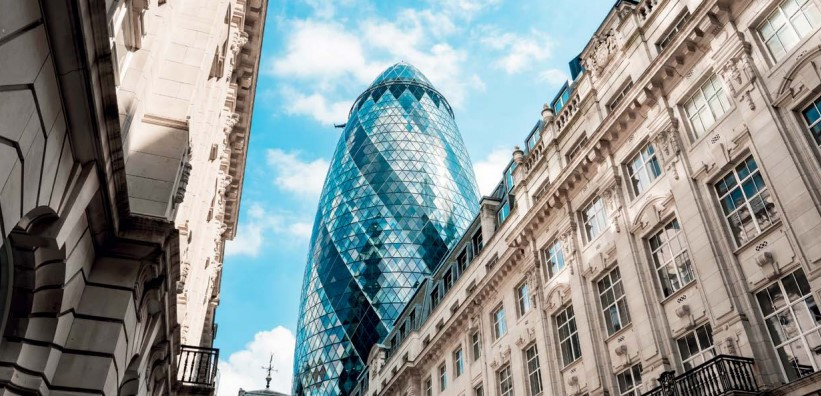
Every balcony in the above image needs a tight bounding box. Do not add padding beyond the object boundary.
[643,355,759,396]
[177,345,219,394]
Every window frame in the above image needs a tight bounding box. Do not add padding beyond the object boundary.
[472,230,484,255]
[497,364,514,396]
[683,74,732,138]
[566,135,589,162]
[801,96,821,151]
[582,197,608,242]
[474,384,484,396]
[597,266,631,336]
[471,330,482,361]
[616,364,644,396]
[758,0,821,61]
[713,155,779,246]
[657,11,692,51]
[524,344,544,396]
[626,143,662,197]
[607,80,634,112]
[542,240,566,278]
[424,376,432,396]
[647,218,695,298]
[438,362,447,391]
[492,304,508,340]
[676,323,716,370]
[516,281,532,318]
[556,305,582,367]
[453,347,465,378]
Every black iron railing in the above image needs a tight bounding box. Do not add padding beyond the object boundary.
[177,345,219,388]
[643,355,758,396]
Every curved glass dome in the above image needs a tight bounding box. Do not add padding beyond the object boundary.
[292,63,480,396]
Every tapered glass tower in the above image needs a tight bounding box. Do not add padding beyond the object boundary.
[292,63,481,395]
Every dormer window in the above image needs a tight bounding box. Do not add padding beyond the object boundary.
[504,163,516,192]
[472,230,484,254]
[552,84,572,113]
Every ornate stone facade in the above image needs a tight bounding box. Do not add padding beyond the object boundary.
[0,0,266,394]
[352,1,821,396]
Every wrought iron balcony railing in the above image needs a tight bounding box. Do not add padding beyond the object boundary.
[177,345,219,389]
[643,355,759,396]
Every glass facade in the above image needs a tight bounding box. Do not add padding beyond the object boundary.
[292,63,481,396]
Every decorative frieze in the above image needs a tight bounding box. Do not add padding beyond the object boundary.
[583,29,620,77]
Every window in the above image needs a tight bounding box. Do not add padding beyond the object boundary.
[648,218,694,298]
[444,267,454,291]
[597,267,631,336]
[759,0,820,60]
[616,364,643,395]
[582,197,608,241]
[438,363,447,391]
[608,81,634,112]
[714,156,779,245]
[430,285,441,308]
[684,74,732,137]
[566,135,589,162]
[497,365,513,396]
[802,97,821,150]
[556,305,582,366]
[453,347,464,377]
[677,323,716,370]
[542,240,566,277]
[497,201,511,224]
[553,85,572,113]
[658,12,691,50]
[525,345,544,396]
[527,128,542,151]
[457,250,468,275]
[756,269,821,381]
[492,305,507,339]
[471,331,482,361]
[474,384,484,396]
[472,230,484,255]
[516,282,532,317]
[505,163,516,192]
[627,144,662,196]
[424,377,432,396]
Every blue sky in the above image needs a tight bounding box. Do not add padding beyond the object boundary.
[215,0,616,392]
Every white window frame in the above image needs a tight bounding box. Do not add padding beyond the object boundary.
[714,155,779,246]
[677,323,716,370]
[453,347,464,378]
[424,377,432,396]
[616,364,643,395]
[597,267,631,336]
[607,81,634,112]
[471,330,482,361]
[474,384,484,396]
[516,281,532,317]
[556,305,581,367]
[524,344,544,396]
[657,11,691,50]
[801,96,821,150]
[497,365,514,396]
[492,304,507,339]
[438,363,447,391]
[755,269,821,381]
[648,218,695,298]
[542,240,565,278]
[582,197,608,242]
[683,74,732,137]
[627,143,662,197]
[758,0,821,60]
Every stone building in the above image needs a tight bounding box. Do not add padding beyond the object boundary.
[352,0,821,395]
[0,0,265,394]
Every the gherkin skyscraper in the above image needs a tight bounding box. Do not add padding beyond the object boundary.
[292,63,481,396]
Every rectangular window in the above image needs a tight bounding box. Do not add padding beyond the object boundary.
[756,269,821,381]
[472,230,484,255]
[598,267,631,336]
[542,240,566,277]
[802,96,821,149]
[430,285,441,308]
[497,365,514,396]
[616,364,643,395]
[677,323,716,370]
[471,331,482,361]
[492,305,507,339]
[458,250,468,275]
[516,282,532,317]
[453,347,464,377]
[714,155,779,246]
[497,201,511,224]
[553,85,572,113]
[566,135,589,162]
[627,144,662,196]
[648,218,694,298]
[444,267,454,291]
[527,128,542,151]
[474,384,484,396]
[760,0,820,60]
[425,377,432,396]
[525,345,544,396]
[556,305,582,366]
[439,363,447,391]
[583,197,608,241]
[608,81,634,112]
[684,74,731,137]
[505,163,516,192]
[658,12,691,50]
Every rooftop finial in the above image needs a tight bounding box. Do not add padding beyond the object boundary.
[262,354,277,389]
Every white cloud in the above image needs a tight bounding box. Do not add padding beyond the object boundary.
[225,203,314,257]
[217,326,296,396]
[539,68,570,86]
[266,149,330,198]
[282,88,352,126]
[481,28,553,74]
[437,0,502,19]
[473,147,512,196]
